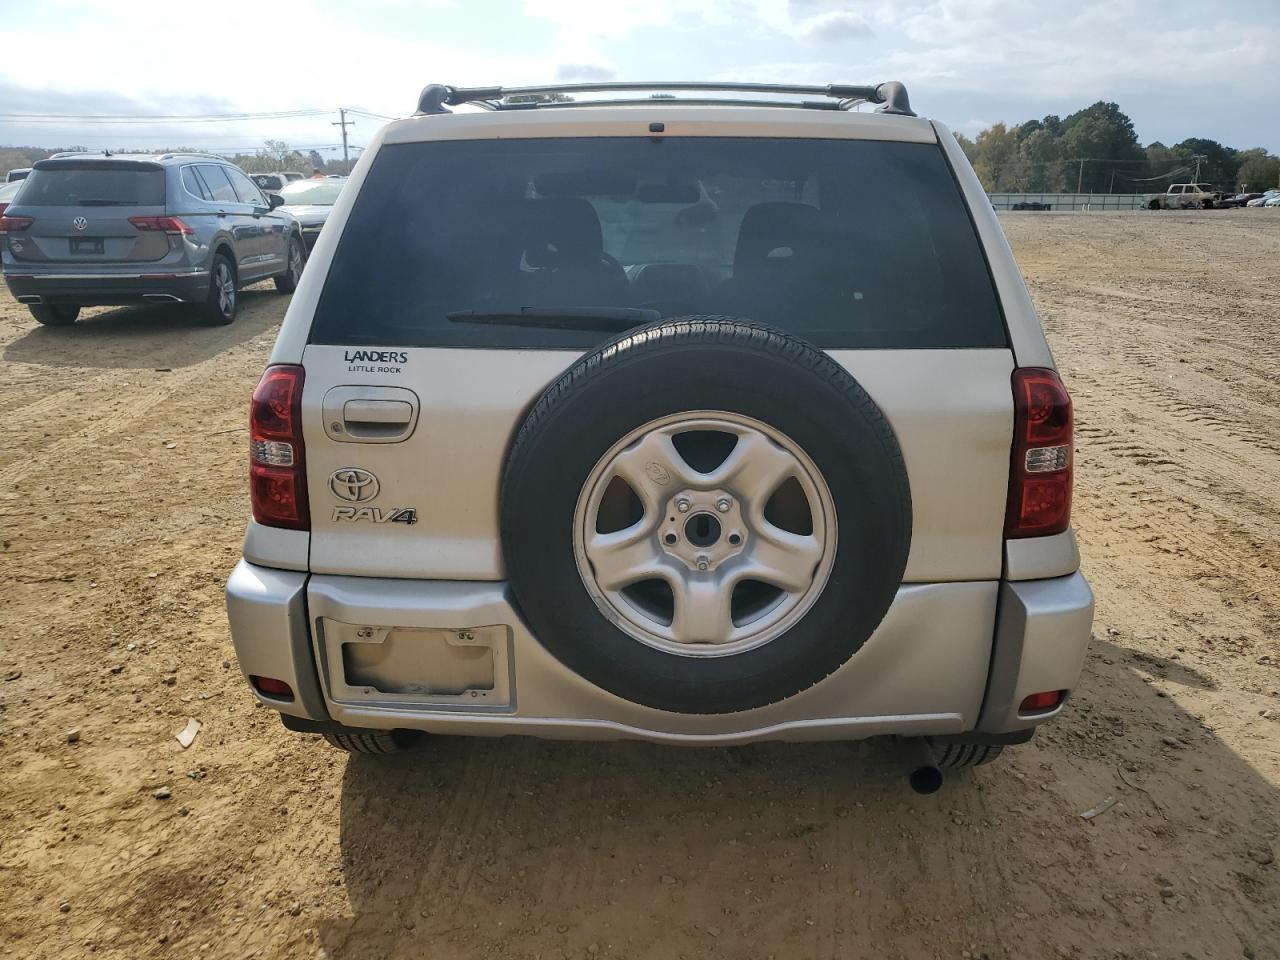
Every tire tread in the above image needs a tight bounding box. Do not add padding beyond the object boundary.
[322,730,420,754]
[932,741,1004,768]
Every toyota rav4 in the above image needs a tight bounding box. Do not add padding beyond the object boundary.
[225,81,1093,788]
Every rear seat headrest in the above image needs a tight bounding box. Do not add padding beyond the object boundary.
[524,197,606,267]
[733,202,823,271]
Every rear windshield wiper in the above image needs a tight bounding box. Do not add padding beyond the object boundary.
[446,306,660,332]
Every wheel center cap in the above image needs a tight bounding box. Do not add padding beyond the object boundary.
[684,512,721,547]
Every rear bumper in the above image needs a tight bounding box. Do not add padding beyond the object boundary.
[3,268,208,306]
[976,573,1095,732]
[225,561,1093,744]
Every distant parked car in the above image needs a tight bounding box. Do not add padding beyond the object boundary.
[280,171,304,182]
[1265,194,1280,207]
[275,175,346,252]
[1248,190,1280,208]
[0,180,23,218]
[0,152,306,327]
[6,168,31,183]
[1235,193,1262,205]
[250,173,288,196]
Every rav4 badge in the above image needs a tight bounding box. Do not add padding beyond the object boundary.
[332,506,418,525]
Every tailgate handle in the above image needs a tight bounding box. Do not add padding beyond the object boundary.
[321,385,419,443]
[341,399,414,440]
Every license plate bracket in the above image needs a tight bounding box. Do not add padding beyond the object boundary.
[70,238,103,254]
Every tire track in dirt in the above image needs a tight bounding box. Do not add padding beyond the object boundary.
[0,296,281,482]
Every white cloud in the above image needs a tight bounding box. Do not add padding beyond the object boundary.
[794,10,871,41]
[554,62,620,82]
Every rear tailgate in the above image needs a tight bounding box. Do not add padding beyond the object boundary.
[6,160,171,263]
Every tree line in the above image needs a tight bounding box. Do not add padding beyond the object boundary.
[0,139,349,178]
[956,101,1280,194]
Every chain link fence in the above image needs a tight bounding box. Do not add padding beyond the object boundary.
[989,193,1150,211]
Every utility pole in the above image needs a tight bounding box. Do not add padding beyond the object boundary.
[1109,169,1116,194]
[332,108,355,173]
[1076,158,1085,194]
[1192,153,1207,184]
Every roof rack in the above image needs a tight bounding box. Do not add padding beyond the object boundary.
[158,153,233,162]
[416,81,914,118]
[40,151,228,163]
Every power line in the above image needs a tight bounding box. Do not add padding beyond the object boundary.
[345,107,397,121]
[0,105,398,125]
[1114,166,1193,182]
[0,108,333,124]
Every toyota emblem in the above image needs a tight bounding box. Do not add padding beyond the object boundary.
[72,216,88,231]
[329,468,379,503]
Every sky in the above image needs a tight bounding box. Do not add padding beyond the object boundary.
[1,0,1277,159]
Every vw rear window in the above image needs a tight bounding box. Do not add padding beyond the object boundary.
[309,137,1006,350]
[19,161,166,206]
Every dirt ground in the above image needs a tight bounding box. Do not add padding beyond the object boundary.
[1,211,1278,960]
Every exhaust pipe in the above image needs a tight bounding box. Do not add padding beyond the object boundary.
[901,737,943,794]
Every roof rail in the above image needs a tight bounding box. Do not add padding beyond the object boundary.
[157,152,230,162]
[416,81,914,118]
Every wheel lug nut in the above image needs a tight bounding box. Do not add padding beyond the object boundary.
[715,497,731,512]
[676,498,691,513]
[696,556,710,571]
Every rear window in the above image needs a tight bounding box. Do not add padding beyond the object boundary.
[310,137,1006,350]
[20,161,166,206]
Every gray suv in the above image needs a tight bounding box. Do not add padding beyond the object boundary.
[0,153,307,327]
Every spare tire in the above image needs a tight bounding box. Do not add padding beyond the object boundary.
[501,317,911,714]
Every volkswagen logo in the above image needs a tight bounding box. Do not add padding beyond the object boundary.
[329,468,379,503]
[72,217,88,231]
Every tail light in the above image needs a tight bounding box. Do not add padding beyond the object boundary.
[1019,690,1066,714]
[250,365,309,530]
[129,215,194,236]
[1006,368,1073,538]
[0,214,33,233]
[250,675,295,700]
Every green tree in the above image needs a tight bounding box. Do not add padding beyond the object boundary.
[1019,127,1068,191]
[1059,101,1145,192]
[1235,148,1280,191]
[970,122,1021,191]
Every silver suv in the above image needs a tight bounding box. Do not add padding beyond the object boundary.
[0,153,306,327]
[226,81,1094,789]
